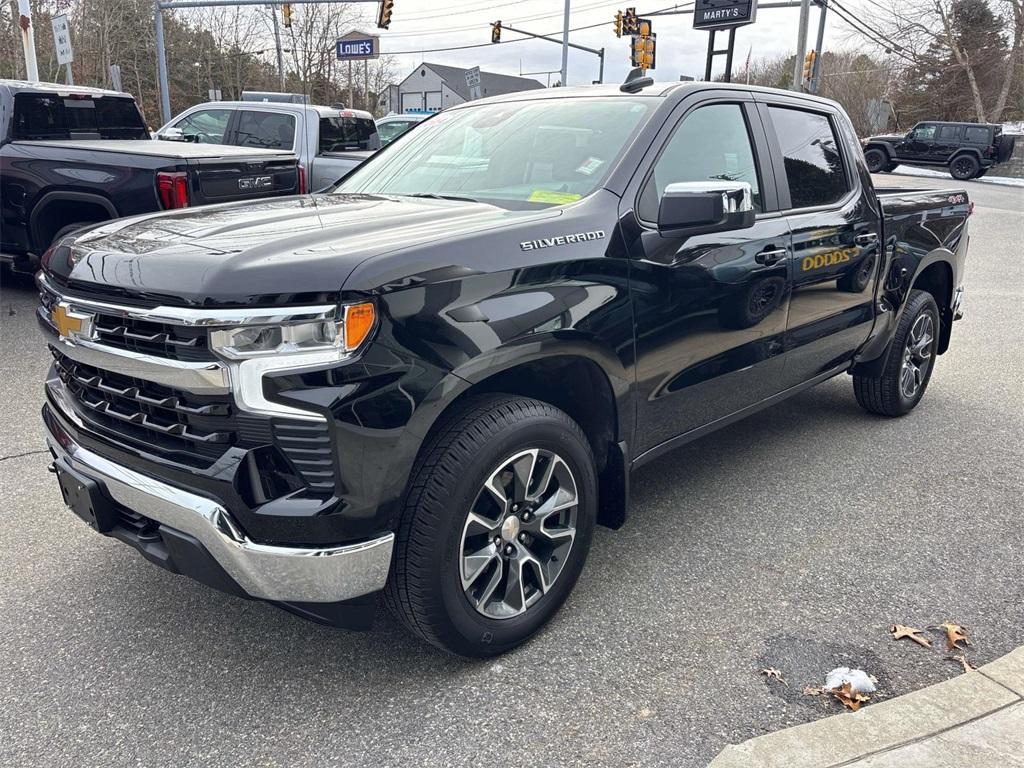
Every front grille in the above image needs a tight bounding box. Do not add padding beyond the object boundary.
[51,348,335,492]
[39,285,215,362]
[53,349,235,462]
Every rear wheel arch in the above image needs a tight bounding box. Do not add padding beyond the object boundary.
[30,191,118,253]
[910,260,954,354]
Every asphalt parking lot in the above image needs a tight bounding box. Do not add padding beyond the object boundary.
[1,174,1021,767]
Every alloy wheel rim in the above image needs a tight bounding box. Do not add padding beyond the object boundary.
[954,158,972,176]
[900,313,935,399]
[459,448,578,620]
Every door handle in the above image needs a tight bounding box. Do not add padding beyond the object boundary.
[755,247,787,265]
[855,232,879,246]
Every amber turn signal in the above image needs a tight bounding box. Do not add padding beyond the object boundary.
[344,302,376,351]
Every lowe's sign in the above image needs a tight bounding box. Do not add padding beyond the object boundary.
[336,35,379,60]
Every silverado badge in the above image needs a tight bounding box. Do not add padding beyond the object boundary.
[51,302,95,341]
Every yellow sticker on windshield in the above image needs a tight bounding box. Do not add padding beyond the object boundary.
[528,190,582,204]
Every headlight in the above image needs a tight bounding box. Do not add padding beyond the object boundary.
[210,302,376,360]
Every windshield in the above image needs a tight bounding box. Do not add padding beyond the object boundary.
[334,97,654,209]
[12,94,148,140]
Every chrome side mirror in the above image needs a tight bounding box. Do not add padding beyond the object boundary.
[158,127,185,141]
[657,181,755,234]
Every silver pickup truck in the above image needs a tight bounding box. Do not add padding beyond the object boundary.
[157,101,380,191]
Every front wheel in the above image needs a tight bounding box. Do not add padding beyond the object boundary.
[853,290,940,417]
[864,147,888,173]
[384,395,597,656]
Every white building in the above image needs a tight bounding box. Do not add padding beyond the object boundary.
[382,62,544,114]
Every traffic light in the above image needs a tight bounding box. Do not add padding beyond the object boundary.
[377,0,393,30]
[636,19,651,37]
[632,33,656,70]
[623,7,638,34]
[614,10,623,38]
[491,20,501,44]
[802,49,816,85]
[281,3,292,28]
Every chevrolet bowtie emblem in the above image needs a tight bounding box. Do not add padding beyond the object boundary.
[51,302,95,341]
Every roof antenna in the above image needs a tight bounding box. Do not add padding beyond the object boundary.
[620,67,654,93]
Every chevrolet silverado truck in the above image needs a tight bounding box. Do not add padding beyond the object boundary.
[0,80,301,273]
[38,74,970,657]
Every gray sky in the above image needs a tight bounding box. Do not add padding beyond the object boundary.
[350,0,870,87]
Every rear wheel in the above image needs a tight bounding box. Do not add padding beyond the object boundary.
[949,155,979,180]
[864,148,888,173]
[853,290,940,417]
[384,395,597,657]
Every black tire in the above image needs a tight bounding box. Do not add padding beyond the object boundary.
[864,147,888,173]
[884,162,899,172]
[853,290,940,417]
[973,168,988,179]
[384,394,597,657]
[949,155,979,180]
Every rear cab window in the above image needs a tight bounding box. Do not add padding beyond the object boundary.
[938,125,961,140]
[234,110,296,150]
[319,115,377,153]
[767,105,849,209]
[11,93,148,140]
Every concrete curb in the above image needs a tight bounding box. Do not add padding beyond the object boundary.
[709,647,1024,768]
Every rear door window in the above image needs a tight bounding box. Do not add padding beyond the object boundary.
[938,125,961,140]
[963,125,989,143]
[319,116,376,152]
[767,106,849,210]
[12,94,148,140]
[172,108,231,144]
[234,110,296,149]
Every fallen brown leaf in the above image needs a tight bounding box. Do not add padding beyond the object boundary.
[761,667,788,686]
[891,624,932,648]
[830,681,870,711]
[946,654,977,674]
[803,685,824,696]
[940,622,970,651]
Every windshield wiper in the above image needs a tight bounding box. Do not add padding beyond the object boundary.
[405,193,480,203]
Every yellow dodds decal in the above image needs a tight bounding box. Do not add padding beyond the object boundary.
[802,247,857,272]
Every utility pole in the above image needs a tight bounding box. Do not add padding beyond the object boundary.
[560,0,570,87]
[809,0,827,94]
[155,0,171,123]
[16,0,39,81]
[791,0,812,91]
[271,6,286,91]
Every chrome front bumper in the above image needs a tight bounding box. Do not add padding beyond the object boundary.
[46,425,394,604]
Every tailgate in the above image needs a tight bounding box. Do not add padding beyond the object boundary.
[187,153,300,204]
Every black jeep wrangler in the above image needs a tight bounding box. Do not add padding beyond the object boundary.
[862,121,1015,180]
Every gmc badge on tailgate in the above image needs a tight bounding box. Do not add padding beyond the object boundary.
[239,176,273,191]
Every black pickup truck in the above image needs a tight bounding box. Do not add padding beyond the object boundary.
[38,75,970,657]
[0,80,301,273]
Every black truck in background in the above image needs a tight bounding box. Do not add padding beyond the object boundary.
[0,80,301,273]
[39,76,970,657]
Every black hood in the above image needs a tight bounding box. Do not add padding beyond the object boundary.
[45,194,556,306]
[867,134,905,143]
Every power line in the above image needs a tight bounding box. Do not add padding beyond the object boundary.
[378,0,618,39]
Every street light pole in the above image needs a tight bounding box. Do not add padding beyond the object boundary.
[560,0,570,87]
[16,0,39,81]
[155,0,171,123]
